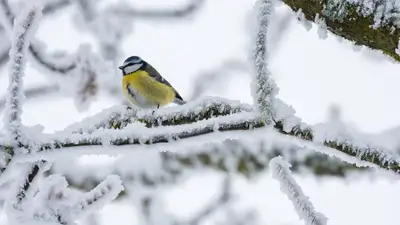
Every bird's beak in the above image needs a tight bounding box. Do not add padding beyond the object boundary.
[118,65,124,70]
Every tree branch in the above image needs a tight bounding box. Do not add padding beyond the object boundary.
[1,95,396,182]
[46,136,365,196]
[251,0,277,125]
[283,0,400,62]
[0,0,76,74]
[0,0,71,71]
[270,156,328,225]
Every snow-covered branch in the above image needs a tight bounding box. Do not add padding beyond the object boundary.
[0,94,398,177]
[0,3,124,224]
[2,0,42,151]
[12,129,395,196]
[0,0,70,71]
[8,169,124,225]
[251,0,278,125]
[8,161,46,209]
[0,0,77,74]
[284,0,400,62]
[270,156,328,225]
[63,97,253,134]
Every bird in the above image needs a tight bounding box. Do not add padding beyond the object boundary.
[118,56,186,109]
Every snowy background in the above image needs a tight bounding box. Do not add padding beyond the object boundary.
[0,0,399,224]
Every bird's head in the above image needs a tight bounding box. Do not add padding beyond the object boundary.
[118,56,145,75]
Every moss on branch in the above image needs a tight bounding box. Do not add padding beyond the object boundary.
[283,0,400,62]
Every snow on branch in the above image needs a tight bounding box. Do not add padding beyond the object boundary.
[2,0,42,151]
[6,161,48,224]
[45,138,360,193]
[0,4,124,224]
[0,0,70,71]
[8,170,124,225]
[62,97,253,135]
[251,0,278,125]
[0,0,76,74]
[13,128,397,195]
[0,94,398,177]
[270,156,328,225]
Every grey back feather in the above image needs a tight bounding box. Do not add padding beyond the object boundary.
[144,62,185,102]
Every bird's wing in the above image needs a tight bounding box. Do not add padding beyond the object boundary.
[145,63,184,101]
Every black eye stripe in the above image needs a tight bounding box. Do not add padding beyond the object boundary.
[122,62,144,69]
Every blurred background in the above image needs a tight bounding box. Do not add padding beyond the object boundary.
[0,0,400,224]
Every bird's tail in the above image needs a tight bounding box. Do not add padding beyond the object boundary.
[173,98,186,105]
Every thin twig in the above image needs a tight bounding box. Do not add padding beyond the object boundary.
[270,156,328,225]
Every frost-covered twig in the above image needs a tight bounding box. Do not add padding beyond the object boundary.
[0,0,76,74]
[270,156,328,225]
[0,2,124,224]
[0,0,70,71]
[1,4,47,221]
[3,1,42,151]
[251,0,278,125]
[8,172,124,225]
[7,161,47,212]
[62,97,253,135]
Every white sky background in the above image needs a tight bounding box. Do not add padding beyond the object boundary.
[0,0,400,224]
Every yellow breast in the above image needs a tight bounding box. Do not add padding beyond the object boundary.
[122,70,176,106]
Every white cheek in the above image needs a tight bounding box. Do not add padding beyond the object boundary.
[124,63,143,74]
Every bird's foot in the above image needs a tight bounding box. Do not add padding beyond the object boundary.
[151,105,160,115]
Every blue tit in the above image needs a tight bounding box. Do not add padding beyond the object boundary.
[118,56,186,109]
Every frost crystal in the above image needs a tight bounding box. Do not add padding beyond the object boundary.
[322,0,347,22]
[270,156,328,225]
[250,0,278,125]
[314,13,328,39]
[3,1,42,148]
[296,9,312,31]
